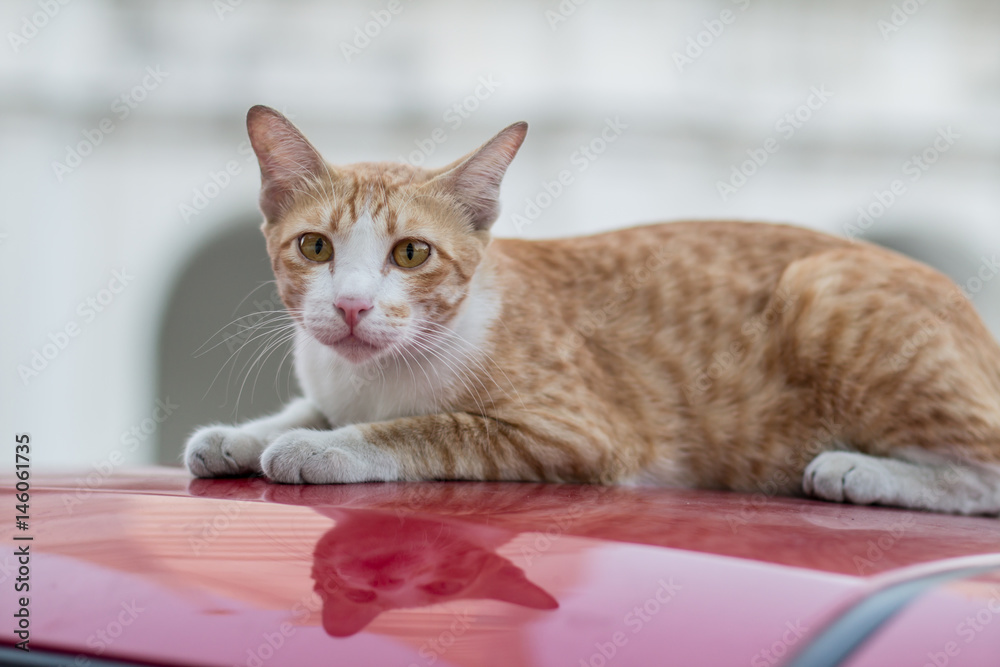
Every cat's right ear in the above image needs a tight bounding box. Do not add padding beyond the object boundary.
[246,105,329,224]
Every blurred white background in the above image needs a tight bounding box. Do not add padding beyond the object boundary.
[2,0,998,470]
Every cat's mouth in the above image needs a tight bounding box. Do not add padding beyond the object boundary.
[327,332,385,362]
[303,318,394,363]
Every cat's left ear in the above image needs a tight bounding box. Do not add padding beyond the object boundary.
[246,105,329,224]
[319,596,383,637]
[430,121,528,231]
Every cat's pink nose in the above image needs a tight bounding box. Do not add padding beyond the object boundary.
[336,297,373,330]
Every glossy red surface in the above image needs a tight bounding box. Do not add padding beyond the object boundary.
[3,468,1000,666]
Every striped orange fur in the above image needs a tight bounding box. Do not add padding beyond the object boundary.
[185,106,1000,515]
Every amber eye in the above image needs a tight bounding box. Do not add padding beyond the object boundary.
[299,233,333,262]
[392,239,431,268]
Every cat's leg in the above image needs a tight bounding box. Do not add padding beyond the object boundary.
[762,246,1000,514]
[803,450,1000,515]
[260,411,608,484]
[185,397,329,477]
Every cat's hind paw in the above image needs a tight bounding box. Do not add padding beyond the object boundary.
[261,426,400,484]
[185,426,265,478]
[803,451,888,505]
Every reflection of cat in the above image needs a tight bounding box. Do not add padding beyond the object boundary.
[311,509,557,637]
[187,477,1000,583]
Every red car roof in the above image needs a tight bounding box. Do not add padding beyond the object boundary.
[3,468,1000,666]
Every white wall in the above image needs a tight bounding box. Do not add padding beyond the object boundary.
[2,0,998,469]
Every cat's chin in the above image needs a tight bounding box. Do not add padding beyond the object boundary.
[325,333,386,364]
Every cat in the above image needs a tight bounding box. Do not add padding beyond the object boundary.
[310,508,557,637]
[185,105,1000,515]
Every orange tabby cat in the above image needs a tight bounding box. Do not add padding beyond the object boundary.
[185,105,1000,515]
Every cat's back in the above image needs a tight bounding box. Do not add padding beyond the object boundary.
[490,221,851,318]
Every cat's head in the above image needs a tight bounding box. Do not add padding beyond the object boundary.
[246,105,527,364]
[311,511,558,637]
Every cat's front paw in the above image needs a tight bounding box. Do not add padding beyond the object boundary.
[803,451,887,505]
[261,426,400,484]
[185,425,265,478]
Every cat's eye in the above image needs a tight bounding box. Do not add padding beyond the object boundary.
[299,233,333,262]
[392,239,431,268]
[423,580,463,596]
[343,588,376,603]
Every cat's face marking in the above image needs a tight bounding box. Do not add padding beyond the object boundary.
[247,106,526,366]
[269,177,470,364]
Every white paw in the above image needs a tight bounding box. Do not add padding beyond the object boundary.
[803,452,888,505]
[260,426,400,484]
[185,425,265,477]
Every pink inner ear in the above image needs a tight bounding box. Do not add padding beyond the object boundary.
[246,105,328,222]
[446,121,528,231]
